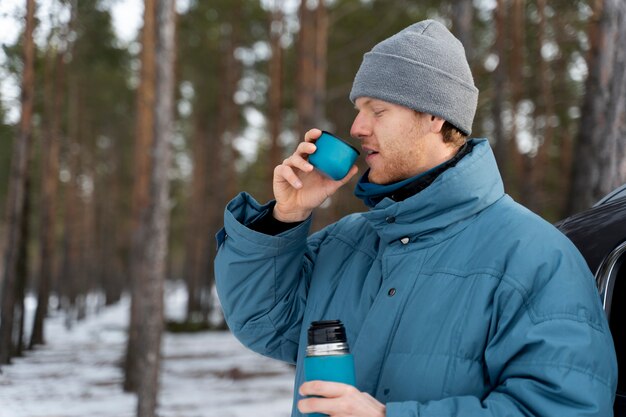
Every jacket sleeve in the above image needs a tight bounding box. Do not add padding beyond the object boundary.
[386,244,617,417]
[214,192,329,365]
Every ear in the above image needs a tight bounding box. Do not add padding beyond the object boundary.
[429,115,445,134]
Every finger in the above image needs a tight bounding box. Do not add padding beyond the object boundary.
[299,380,355,398]
[283,153,314,173]
[304,128,323,142]
[297,396,341,415]
[274,164,303,189]
[295,141,317,156]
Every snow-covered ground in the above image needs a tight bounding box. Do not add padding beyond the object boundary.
[0,284,295,417]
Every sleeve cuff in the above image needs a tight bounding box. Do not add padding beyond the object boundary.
[248,201,305,235]
[385,402,419,417]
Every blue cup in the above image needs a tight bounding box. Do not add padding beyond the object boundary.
[308,131,360,181]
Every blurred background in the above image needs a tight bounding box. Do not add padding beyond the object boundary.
[0,0,624,416]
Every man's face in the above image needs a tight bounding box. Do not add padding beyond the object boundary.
[350,97,450,185]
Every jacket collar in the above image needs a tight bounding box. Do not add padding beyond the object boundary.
[360,139,505,247]
[354,142,472,207]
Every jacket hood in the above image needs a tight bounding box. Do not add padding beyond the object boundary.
[361,139,505,247]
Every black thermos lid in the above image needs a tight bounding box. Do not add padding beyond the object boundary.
[307,320,347,345]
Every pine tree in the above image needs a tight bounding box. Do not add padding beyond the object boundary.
[0,0,36,365]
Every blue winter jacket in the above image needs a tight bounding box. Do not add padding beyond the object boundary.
[214,139,617,416]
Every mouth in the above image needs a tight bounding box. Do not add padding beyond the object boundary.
[363,147,379,161]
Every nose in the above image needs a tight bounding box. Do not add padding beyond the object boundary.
[350,111,371,140]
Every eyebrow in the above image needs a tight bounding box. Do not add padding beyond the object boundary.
[354,98,373,110]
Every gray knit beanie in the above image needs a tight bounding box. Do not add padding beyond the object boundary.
[350,19,478,136]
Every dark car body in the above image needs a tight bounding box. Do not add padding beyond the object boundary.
[556,184,626,416]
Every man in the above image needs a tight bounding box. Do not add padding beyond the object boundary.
[214,20,617,417]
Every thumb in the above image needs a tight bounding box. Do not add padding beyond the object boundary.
[325,165,359,195]
[326,165,359,194]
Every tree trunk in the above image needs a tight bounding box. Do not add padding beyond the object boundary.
[31,47,64,347]
[184,114,208,321]
[104,162,125,306]
[313,2,328,128]
[205,120,221,321]
[307,0,332,232]
[0,0,36,365]
[532,0,556,215]
[136,0,175,415]
[267,2,284,199]
[14,158,31,357]
[451,0,473,61]
[552,10,576,217]
[567,0,626,214]
[491,0,508,181]
[220,0,241,205]
[207,1,242,323]
[296,0,328,137]
[296,0,317,139]
[76,145,95,321]
[60,70,82,327]
[508,0,529,202]
[125,0,157,393]
[95,136,123,307]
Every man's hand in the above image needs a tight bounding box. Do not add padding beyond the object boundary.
[298,381,385,417]
[273,128,358,223]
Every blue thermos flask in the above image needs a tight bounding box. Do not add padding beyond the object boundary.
[304,320,356,417]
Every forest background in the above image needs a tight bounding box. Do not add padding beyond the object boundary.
[0,0,625,416]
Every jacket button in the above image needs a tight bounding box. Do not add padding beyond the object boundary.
[386,216,396,223]
[400,237,410,244]
[388,288,396,296]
